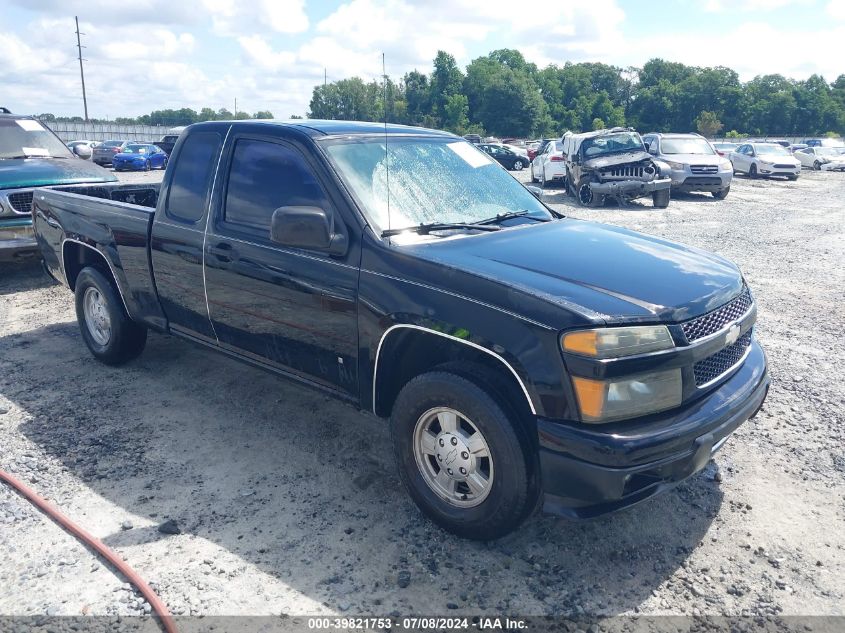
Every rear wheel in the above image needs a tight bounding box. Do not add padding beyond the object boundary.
[75,267,147,365]
[653,188,671,208]
[712,187,730,200]
[161,157,168,170]
[512,159,524,171]
[391,371,537,540]
[540,167,547,188]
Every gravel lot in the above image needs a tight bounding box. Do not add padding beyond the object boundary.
[0,166,843,619]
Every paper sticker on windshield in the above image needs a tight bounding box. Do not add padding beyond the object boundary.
[22,147,50,156]
[447,142,491,168]
[16,119,44,132]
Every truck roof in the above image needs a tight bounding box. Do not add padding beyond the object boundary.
[189,119,455,138]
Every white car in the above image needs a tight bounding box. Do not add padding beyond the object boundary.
[729,143,800,180]
[530,139,566,187]
[794,146,845,171]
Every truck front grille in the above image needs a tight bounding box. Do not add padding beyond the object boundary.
[694,330,753,387]
[690,164,718,174]
[681,288,753,343]
[603,165,644,178]
[8,191,34,215]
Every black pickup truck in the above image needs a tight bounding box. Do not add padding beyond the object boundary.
[33,120,769,539]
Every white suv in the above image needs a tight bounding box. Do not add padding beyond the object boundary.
[530,139,566,187]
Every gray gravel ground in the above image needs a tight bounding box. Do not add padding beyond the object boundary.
[0,166,843,619]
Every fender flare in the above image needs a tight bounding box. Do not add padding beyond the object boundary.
[372,324,538,416]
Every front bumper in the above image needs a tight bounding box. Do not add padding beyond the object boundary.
[538,339,769,519]
[0,219,38,262]
[821,162,845,172]
[758,164,800,177]
[670,170,732,192]
[591,177,671,197]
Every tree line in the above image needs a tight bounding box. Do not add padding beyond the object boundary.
[308,50,845,138]
[37,108,275,127]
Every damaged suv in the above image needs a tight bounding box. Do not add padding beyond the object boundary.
[562,128,671,208]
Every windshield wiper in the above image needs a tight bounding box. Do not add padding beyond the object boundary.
[382,222,502,237]
[473,210,551,225]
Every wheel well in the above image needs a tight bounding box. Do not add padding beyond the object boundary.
[373,328,534,424]
[62,242,113,291]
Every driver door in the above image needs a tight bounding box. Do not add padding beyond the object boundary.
[203,135,360,396]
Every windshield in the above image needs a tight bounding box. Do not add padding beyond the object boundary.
[582,132,643,157]
[102,140,124,148]
[323,137,552,235]
[661,138,715,155]
[0,118,73,159]
[755,144,790,156]
[122,145,148,154]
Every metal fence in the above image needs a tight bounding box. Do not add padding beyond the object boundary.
[712,135,844,144]
[41,121,172,143]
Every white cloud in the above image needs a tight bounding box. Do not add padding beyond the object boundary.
[827,0,845,19]
[238,35,297,72]
[704,0,808,11]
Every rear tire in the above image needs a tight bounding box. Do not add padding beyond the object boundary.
[75,267,147,365]
[712,187,730,200]
[513,159,524,171]
[390,371,537,540]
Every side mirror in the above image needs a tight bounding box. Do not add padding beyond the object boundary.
[524,184,543,200]
[73,144,92,160]
[270,206,347,256]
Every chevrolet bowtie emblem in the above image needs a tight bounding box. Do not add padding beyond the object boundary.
[725,323,741,346]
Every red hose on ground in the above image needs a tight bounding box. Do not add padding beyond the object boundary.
[0,468,178,633]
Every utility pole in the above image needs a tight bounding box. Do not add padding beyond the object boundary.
[75,16,89,121]
[324,68,327,87]
[234,98,237,115]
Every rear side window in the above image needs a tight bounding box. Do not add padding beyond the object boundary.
[222,138,328,232]
[166,132,222,224]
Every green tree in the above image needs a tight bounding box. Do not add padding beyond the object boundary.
[430,51,464,127]
[442,93,469,134]
[695,111,724,137]
[591,118,605,130]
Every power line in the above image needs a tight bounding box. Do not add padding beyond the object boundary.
[75,16,89,121]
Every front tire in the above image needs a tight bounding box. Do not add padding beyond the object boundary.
[652,188,671,208]
[577,179,603,207]
[144,160,151,171]
[712,187,730,200]
[390,371,537,540]
[749,163,758,179]
[813,160,821,170]
[75,267,147,365]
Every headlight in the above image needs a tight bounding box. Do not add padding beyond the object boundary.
[571,369,683,423]
[561,325,674,359]
[759,160,773,166]
[719,159,732,169]
[665,160,685,170]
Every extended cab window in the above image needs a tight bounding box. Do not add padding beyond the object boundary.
[223,139,328,232]
[166,132,222,223]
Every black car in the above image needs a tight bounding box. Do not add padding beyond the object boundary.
[478,143,529,171]
[33,120,769,540]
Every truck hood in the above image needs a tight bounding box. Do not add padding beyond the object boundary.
[0,157,117,189]
[583,150,652,170]
[405,219,744,323]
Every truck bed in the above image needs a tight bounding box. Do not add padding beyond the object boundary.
[33,183,164,327]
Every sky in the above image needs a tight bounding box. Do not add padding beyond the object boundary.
[2,0,844,121]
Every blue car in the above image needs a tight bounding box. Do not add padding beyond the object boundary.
[112,144,168,171]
